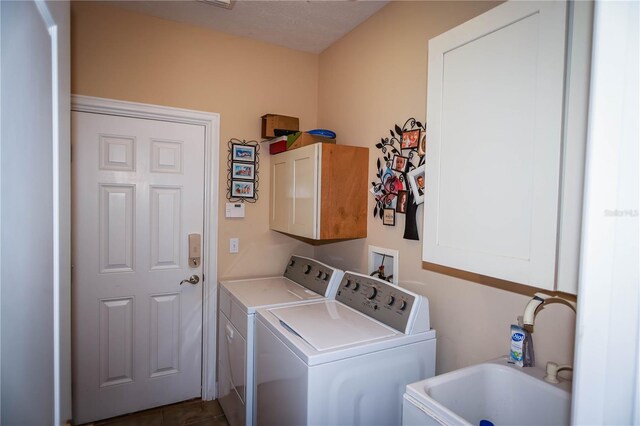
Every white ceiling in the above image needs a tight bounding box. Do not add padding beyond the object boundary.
[104,0,389,53]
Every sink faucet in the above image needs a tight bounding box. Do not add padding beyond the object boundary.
[520,292,577,370]
[522,292,577,331]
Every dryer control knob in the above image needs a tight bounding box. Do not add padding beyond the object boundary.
[367,287,378,300]
[316,271,323,279]
[399,300,408,311]
[352,282,360,291]
[345,279,352,288]
[387,296,395,306]
[303,265,312,274]
[289,259,295,267]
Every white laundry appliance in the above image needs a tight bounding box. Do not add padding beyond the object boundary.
[217,255,344,426]
[254,271,437,426]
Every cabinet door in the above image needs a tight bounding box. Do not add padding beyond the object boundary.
[289,144,319,238]
[423,1,567,290]
[270,152,291,233]
[269,144,319,238]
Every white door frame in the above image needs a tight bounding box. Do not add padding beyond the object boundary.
[70,95,220,400]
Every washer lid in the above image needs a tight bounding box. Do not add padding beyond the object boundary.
[270,300,398,352]
[221,277,323,311]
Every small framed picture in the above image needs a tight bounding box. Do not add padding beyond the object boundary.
[383,208,396,226]
[401,129,421,150]
[407,164,426,205]
[232,162,255,180]
[418,133,427,157]
[232,144,256,162]
[392,155,409,173]
[231,180,255,198]
[396,190,408,214]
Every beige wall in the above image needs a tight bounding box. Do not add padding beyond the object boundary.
[315,1,576,374]
[71,1,318,279]
[72,1,576,376]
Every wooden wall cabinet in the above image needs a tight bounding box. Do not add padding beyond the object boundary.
[270,143,368,241]
[423,1,591,295]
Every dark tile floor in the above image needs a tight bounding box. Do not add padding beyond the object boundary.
[86,399,229,426]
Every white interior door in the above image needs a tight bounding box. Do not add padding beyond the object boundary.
[72,112,205,423]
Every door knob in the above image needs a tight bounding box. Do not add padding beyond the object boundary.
[180,275,200,285]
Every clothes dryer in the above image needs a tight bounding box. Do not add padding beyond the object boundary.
[217,255,343,426]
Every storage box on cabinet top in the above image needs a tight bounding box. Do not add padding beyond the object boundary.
[261,114,299,139]
[287,132,336,151]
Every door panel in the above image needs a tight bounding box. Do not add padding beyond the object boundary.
[270,155,290,233]
[73,112,205,423]
[218,312,246,426]
[423,1,567,289]
[290,149,317,238]
[99,297,134,387]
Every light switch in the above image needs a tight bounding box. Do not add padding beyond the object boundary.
[229,238,239,254]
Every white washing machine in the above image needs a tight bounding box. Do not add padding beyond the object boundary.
[254,271,437,426]
[217,255,344,426]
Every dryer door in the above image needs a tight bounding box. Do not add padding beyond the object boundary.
[218,312,246,426]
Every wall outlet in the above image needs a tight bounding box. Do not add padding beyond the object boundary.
[229,238,239,253]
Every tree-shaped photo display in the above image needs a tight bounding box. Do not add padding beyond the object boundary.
[370,118,426,240]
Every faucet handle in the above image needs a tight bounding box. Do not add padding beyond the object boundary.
[544,361,573,383]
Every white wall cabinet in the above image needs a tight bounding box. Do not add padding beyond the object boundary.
[423,0,590,294]
[270,143,368,241]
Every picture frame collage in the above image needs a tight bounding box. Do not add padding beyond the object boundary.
[227,139,260,202]
[370,118,426,238]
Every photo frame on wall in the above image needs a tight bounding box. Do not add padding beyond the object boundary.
[401,128,421,149]
[418,133,427,157]
[396,190,408,214]
[232,162,255,180]
[383,208,396,226]
[407,164,425,205]
[391,155,409,173]
[231,180,255,198]
[232,144,256,162]
[227,139,259,202]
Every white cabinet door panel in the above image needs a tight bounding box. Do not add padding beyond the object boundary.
[269,143,319,239]
[424,1,567,290]
[270,154,290,233]
[290,145,319,239]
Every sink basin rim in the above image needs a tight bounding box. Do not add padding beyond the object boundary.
[405,357,572,426]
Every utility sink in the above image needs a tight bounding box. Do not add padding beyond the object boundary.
[403,357,571,426]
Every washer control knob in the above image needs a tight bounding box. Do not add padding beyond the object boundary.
[316,271,323,279]
[323,272,330,281]
[303,265,312,274]
[399,300,408,311]
[352,282,360,291]
[345,279,352,288]
[367,286,378,300]
[289,259,295,267]
[387,295,395,306]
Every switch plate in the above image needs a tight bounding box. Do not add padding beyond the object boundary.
[229,238,239,253]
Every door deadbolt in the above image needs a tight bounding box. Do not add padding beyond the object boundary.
[188,233,201,267]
